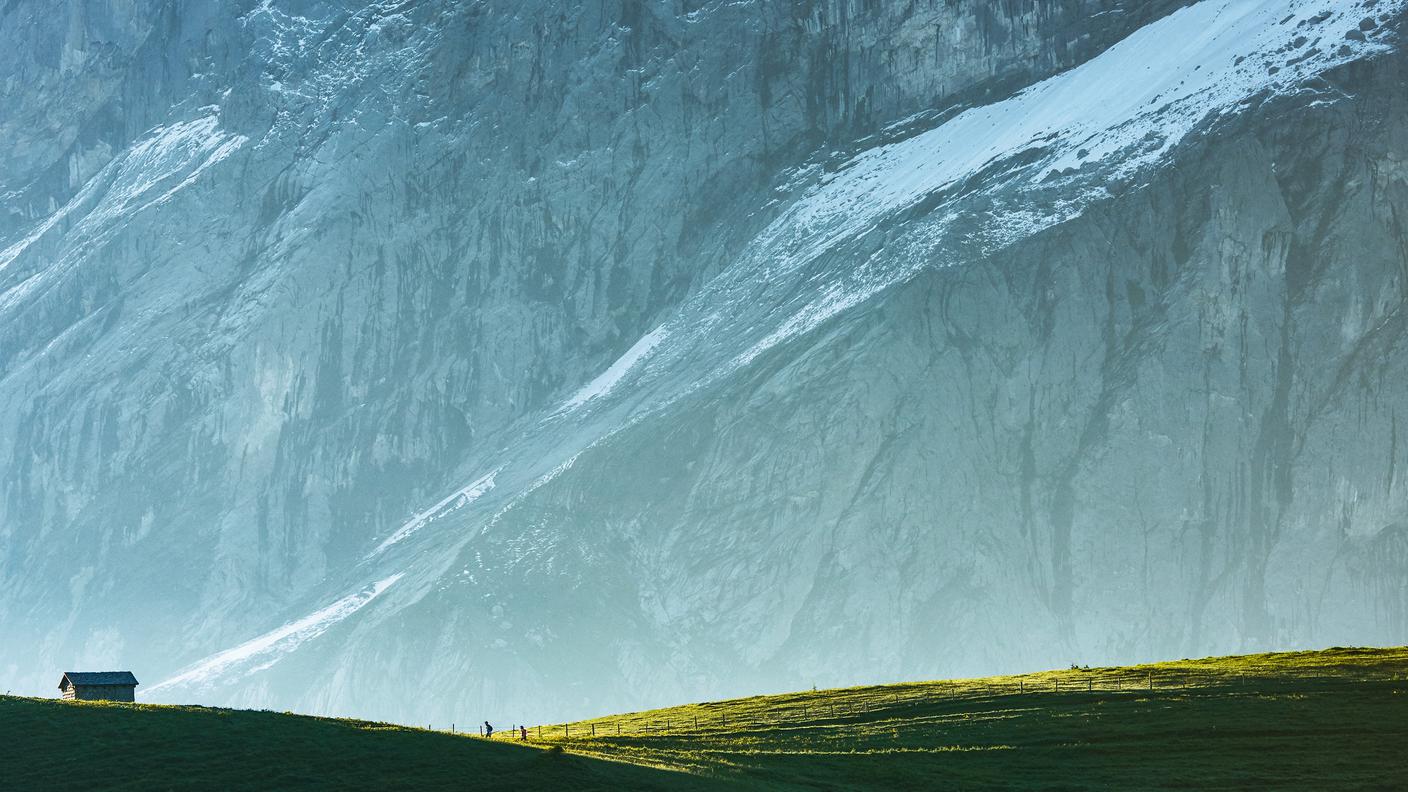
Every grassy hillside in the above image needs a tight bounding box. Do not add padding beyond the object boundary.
[5,647,1407,790]
[524,646,1408,790]
[0,695,715,791]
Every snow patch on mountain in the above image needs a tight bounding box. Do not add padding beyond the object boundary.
[147,573,404,694]
[1,113,244,270]
[790,0,1394,246]
[0,112,246,311]
[370,472,499,557]
[560,326,669,412]
[704,0,1399,376]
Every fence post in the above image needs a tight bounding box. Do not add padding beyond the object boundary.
[564,724,569,738]
[694,715,698,730]
[665,718,670,733]
[1087,678,1092,692]
[1020,679,1024,693]
[537,725,541,738]
[617,722,621,736]
[1148,673,1153,690]
[479,724,483,737]
[591,723,596,737]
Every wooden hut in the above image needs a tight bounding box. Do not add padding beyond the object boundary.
[58,671,139,702]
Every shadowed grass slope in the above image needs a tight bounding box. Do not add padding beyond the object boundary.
[3,647,1406,790]
[0,697,713,791]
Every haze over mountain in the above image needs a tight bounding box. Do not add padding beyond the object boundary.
[2,0,1405,726]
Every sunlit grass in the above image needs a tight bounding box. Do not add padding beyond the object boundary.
[508,646,1408,790]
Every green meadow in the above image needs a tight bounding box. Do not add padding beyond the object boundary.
[5,646,1406,790]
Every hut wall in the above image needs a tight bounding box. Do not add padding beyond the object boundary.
[71,685,135,702]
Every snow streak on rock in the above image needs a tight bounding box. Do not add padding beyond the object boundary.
[0,112,246,305]
[689,0,1400,380]
[370,472,498,557]
[560,326,669,411]
[147,573,403,693]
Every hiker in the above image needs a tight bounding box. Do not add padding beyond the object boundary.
[520,725,528,741]
[484,721,494,739]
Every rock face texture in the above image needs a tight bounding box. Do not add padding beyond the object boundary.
[1,0,1404,724]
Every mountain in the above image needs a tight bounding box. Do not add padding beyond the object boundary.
[2,0,1405,726]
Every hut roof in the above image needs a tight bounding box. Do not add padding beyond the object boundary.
[59,671,139,689]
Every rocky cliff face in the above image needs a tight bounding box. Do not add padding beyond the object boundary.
[1,0,1404,724]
